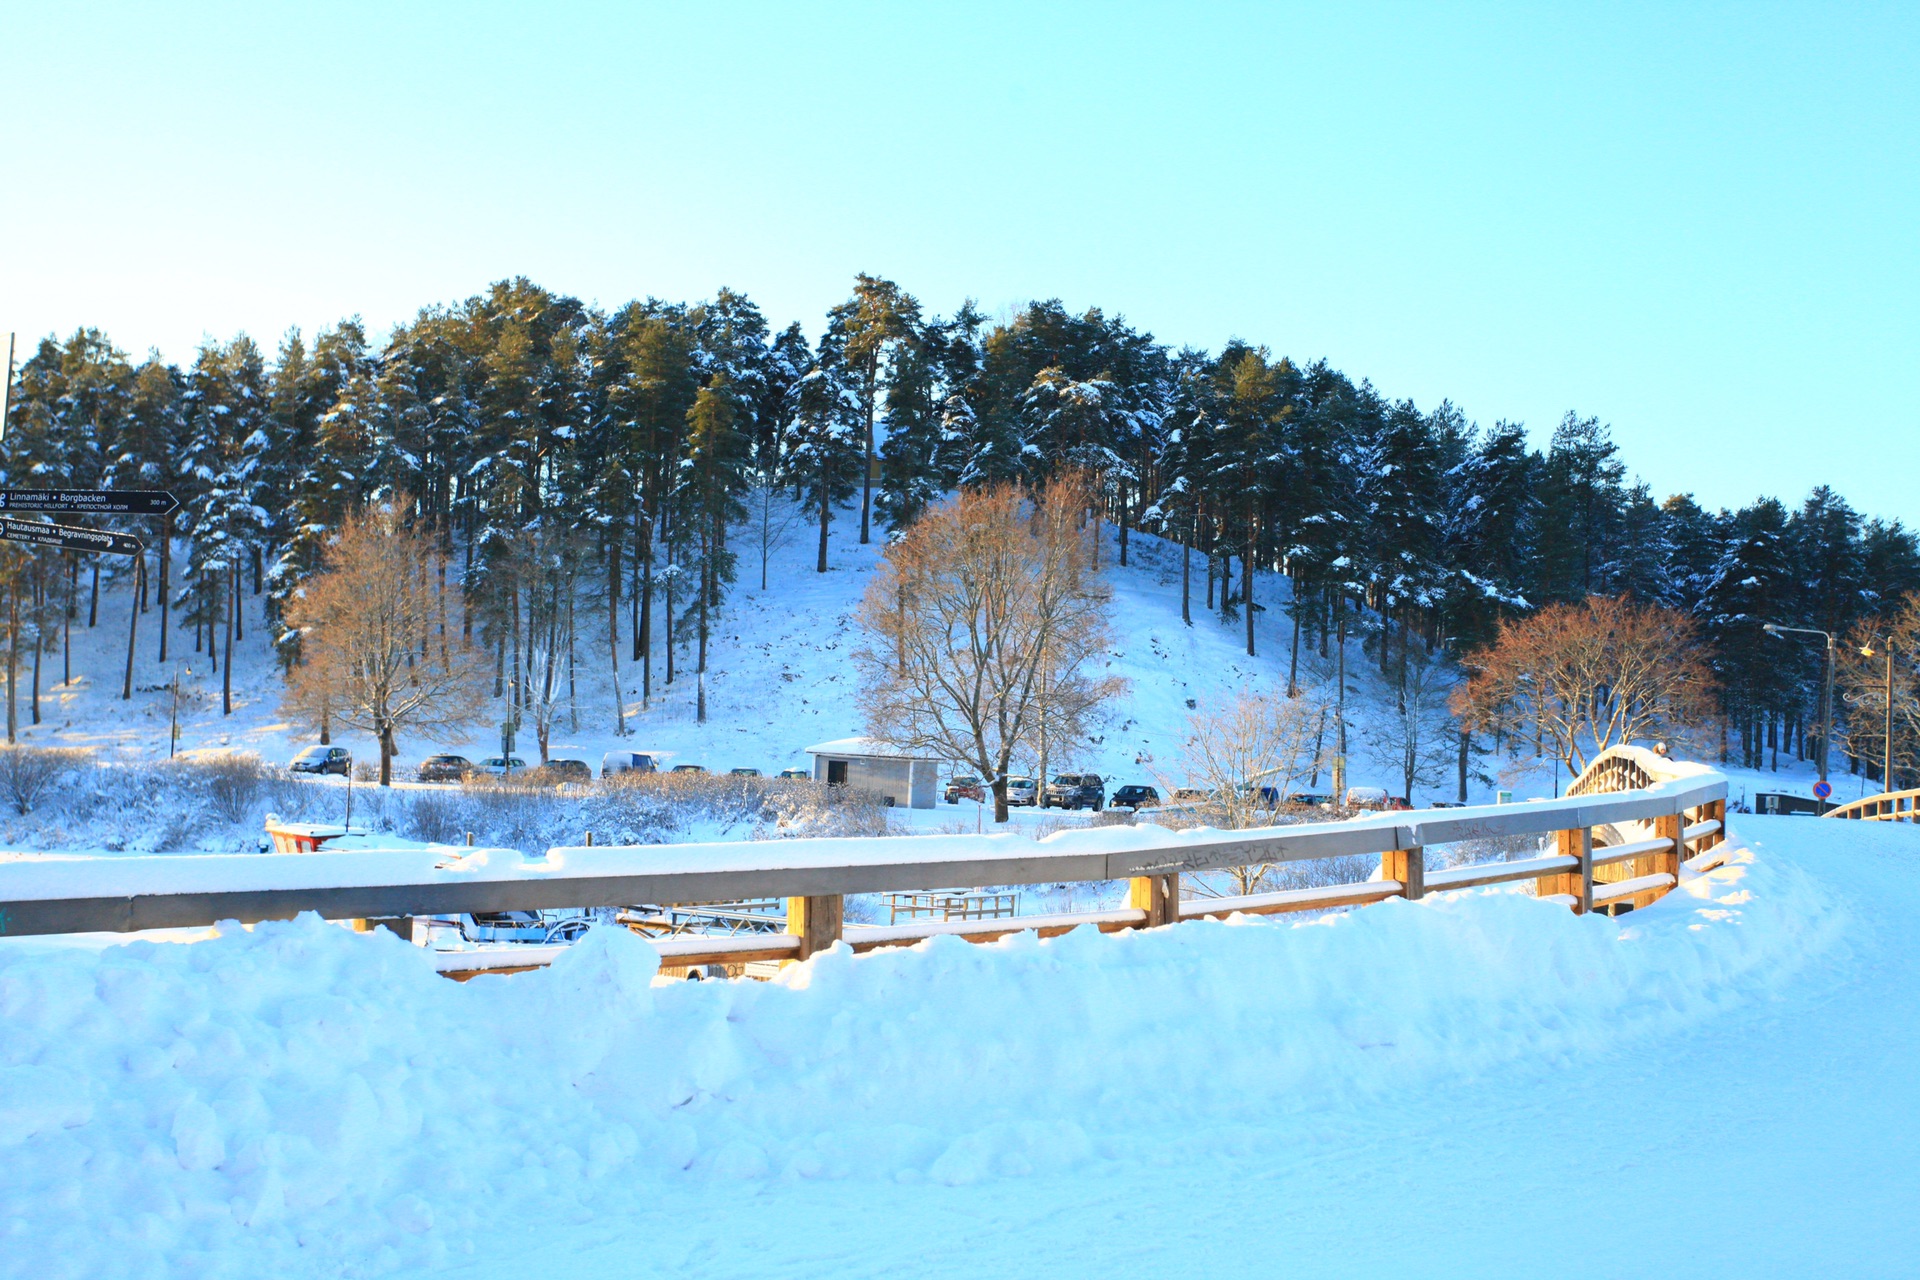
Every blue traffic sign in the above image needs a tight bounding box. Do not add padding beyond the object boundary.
[1813,780,1833,801]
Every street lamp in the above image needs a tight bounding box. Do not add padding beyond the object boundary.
[1763,623,1836,783]
[1861,636,1899,792]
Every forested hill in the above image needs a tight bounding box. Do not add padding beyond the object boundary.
[4,275,1914,771]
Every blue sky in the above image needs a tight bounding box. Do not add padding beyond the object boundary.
[2,1,1914,518]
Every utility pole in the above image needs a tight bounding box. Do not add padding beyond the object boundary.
[1862,635,1898,791]
[1764,623,1837,782]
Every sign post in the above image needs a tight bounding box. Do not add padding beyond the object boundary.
[0,489,179,517]
[0,490,179,559]
[0,517,143,557]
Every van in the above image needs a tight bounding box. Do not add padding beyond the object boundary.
[601,751,659,778]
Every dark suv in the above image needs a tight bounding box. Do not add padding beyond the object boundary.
[1041,773,1105,811]
[1111,784,1159,810]
[417,754,472,783]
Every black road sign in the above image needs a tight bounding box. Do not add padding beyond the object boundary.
[0,517,143,556]
[0,488,179,516]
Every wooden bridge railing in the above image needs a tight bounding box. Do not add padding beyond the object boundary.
[1823,788,1920,822]
[0,744,1729,978]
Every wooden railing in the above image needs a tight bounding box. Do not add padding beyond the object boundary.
[1823,788,1920,822]
[0,744,1729,979]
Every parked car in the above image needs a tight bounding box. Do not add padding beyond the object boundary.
[946,774,985,804]
[290,745,352,777]
[1429,799,1465,809]
[1286,792,1336,808]
[1005,776,1038,806]
[1042,773,1106,811]
[776,767,811,780]
[1384,796,1414,811]
[542,759,593,784]
[729,767,762,777]
[1171,787,1208,803]
[601,750,659,778]
[1240,782,1284,808]
[671,763,707,774]
[478,756,528,776]
[416,754,472,783]
[1344,786,1390,810]
[1111,784,1160,810]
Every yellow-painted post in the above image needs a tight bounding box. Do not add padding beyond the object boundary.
[1545,828,1592,914]
[1380,847,1425,901]
[786,894,843,960]
[1647,812,1684,909]
[1128,873,1179,928]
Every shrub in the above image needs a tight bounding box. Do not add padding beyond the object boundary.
[0,746,89,815]
[193,752,267,825]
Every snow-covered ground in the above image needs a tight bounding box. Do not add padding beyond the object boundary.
[3,812,1914,1277]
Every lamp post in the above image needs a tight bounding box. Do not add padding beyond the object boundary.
[1861,636,1898,792]
[1763,623,1836,783]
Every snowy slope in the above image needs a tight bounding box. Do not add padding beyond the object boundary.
[5,814,1916,1277]
[16,506,1856,828]
[19,512,1430,800]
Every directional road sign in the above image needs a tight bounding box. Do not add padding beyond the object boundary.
[0,488,179,516]
[0,517,143,556]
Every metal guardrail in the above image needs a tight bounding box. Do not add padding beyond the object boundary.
[0,760,1727,941]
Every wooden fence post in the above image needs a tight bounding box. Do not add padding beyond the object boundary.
[1647,811,1684,909]
[1381,847,1425,901]
[1540,828,1592,914]
[1128,873,1179,928]
[786,895,843,960]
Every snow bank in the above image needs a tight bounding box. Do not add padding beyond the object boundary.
[0,838,1833,1278]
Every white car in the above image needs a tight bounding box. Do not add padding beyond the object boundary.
[1005,776,1038,806]
[478,756,528,776]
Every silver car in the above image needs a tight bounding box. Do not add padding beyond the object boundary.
[1005,776,1038,806]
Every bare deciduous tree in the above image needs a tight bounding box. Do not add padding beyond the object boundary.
[1838,594,1920,788]
[855,474,1126,822]
[283,501,490,785]
[1453,595,1717,775]
[745,478,804,592]
[1170,686,1328,894]
[1361,646,1460,803]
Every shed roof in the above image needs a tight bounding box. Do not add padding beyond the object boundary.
[803,736,936,760]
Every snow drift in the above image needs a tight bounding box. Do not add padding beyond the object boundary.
[0,841,1832,1279]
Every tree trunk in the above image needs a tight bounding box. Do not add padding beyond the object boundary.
[1244,520,1256,658]
[157,515,172,663]
[817,464,831,573]
[122,554,142,700]
[859,365,875,544]
[88,558,99,628]
[697,533,710,724]
[6,573,16,743]
[222,562,234,715]
[1288,592,1302,698]
[640,517,654,706]
[1180,519,1191,627]
[1334,597,1348,796]
[608,539,625,735]
[380,726,394,786]
[1457,728,1469,803]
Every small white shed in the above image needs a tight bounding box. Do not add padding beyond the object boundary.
[804,737,941,809]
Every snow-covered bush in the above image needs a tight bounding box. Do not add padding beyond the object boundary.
[0,745,89,815]
[0,759,896,853]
